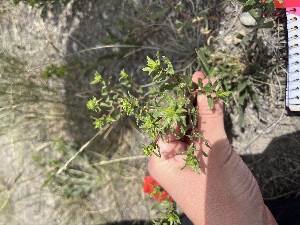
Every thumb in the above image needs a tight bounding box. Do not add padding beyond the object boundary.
[192,72,226,143]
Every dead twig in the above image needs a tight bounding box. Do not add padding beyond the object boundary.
[93,155,147,166]
[56,124,110,175]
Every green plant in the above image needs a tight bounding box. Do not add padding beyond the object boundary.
[88,53,230,170]
[233,0,277,126]
[144,176,179,225]
[34,139,104,198]
[87,53,231,224]
[192,0,277,127]
[32,139,110,224]
[196,46,264,127]
[235,0,276,62]
[42,64,70,79]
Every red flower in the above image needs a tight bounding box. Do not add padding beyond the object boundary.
[143,176,172,202]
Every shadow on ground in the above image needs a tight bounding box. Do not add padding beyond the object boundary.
[241,130,300,200]
[242,129,300,224]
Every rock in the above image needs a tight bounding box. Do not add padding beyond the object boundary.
[239,12,257,26]
[224,5,232,14]
[224,35,233,45]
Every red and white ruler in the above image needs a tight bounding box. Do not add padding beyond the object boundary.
[274,0,300,111]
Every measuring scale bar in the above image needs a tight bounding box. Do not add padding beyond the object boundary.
[286,7,300,111]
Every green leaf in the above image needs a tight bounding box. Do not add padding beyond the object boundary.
[246,0,256,5]
[142,143,160,157]
[91,71,102,84]
[142,56,161,75]
[201,150,208,157]
[207,97,214,109]
[248,9,259,21]
[161,83,178,91]
[238,107,246,127]
[239,90,248,105]
[196,48,210,77]
[238,80,248,92]
[162,56,174,75]
[180,144,201,173]
[119,69,128,80]
[216,90,232,105]
[197,78,204,89]
[264,0,275,14]
[86,97,100,112]
[236,33,245,40]
[242,34,251,45]
[242,4,254,12]
[100,102,112,107]
[93,117,104,129]
[164,211,181,225]
[250,90,260,104]
[149,7,169,20]
[151,201,172,210]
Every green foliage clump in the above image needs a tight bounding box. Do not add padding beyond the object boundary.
[197,46,264,127]
[235,0,275,62]
[146,180,180,225]
[88,53,231,174]
[88,58,224,223]
[195,0,277,127]
[42,64,70,79]
[230,0,277,125]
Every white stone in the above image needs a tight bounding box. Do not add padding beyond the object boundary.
[239,12,257,26]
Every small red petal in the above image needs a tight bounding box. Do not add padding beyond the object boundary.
[143,176,173,202]
[143,176,158,194]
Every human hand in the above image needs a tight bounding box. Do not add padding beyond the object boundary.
[148,72,277,225]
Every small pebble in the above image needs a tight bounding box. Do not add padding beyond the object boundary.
[224,5,232,14]
[239,12,257,26]
[224,35,233,45]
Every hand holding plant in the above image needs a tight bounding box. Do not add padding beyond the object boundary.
[148,72,277,225]
[87,54,230,173]
[87,53,277,224]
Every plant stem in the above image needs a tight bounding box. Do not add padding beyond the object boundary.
[92,155,147,166]
[56,125,110,175]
